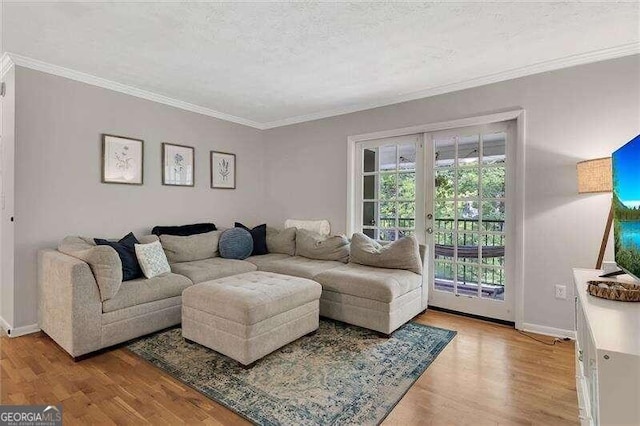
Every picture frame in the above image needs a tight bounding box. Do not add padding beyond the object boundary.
[210,151,236,189]
[162,143,195,187]
[102,134,144,185]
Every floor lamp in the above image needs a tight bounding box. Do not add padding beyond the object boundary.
[576,157,613,269]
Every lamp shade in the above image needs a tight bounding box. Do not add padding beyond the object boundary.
[576,157,612,193]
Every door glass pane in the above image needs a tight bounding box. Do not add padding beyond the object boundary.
[363,175,376,200]
[481,267,505,300]
[379,145,397,171]
[379,202,396,228]
[434,261,455,293]
[435,137,455,167]
[398,229,414,238]
[456,264,479,298]
[398,144,416,171]
[363,228,376,239]
[435,169,454,199]
[457,233,479,264]
[457,201,479,230]
[379,229,397,241]
[363,202,376,227]
[482,233,505,266]
[482,201,505,231]
[364,148,377,172]
[398,172,415,199]
[379,173,396,200]
[482,166,506,198]
[457,168,479,198]
[398,202,415,229]
[434,232,454,254]
[483,132,506,164]
[435,201,455,229]
[458,134,479,165]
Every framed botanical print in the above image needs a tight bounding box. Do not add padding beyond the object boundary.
[162,143,194,187]
[210,151,236,189]
[102,134,144,185]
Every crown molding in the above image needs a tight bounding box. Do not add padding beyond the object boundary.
[260,42,640,129]
[1,53,15,79]
[3,52,265,129]
[3,42,639,130]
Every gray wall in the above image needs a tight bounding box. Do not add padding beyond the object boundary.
[262,55,640,332]
[13,67,265,327]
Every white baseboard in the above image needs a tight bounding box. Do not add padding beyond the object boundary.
[0,316,11,335]
[1,321,40,338]
[521,322,576,339]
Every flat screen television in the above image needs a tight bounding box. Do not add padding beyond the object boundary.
[612,134,640,280]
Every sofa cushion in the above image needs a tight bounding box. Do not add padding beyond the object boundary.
[95,232,143,281]
[245,253,291,269]
[182,271,322,325]
[266,227,296,256]
[219,228,253,260]
[314,263,422,303]
[253,255,343,279]
[295,229,350,263]
[102,272,192,313]
[235,223,268,256]
[160,230,221,263]
[350,233,423,274]
[58,236,122,301]
[152,223,216,236]
[170,257,257,284]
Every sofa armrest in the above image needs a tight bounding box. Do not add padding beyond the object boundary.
[38,249,102,357]
[419,244,428,310]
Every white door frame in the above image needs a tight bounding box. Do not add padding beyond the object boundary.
[346,109,526,329]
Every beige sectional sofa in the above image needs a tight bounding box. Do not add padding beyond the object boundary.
[38,229,428,359]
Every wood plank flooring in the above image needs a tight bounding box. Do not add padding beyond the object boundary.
[0,311,578,425]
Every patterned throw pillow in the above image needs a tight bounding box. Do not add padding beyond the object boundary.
[135,241,171,279]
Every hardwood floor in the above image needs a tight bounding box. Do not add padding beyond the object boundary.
[0,311,578,425]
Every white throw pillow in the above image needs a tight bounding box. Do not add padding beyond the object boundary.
[135,241,171,278]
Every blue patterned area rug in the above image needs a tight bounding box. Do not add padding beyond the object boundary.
[127,320,456,425]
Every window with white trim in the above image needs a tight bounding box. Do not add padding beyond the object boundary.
[355,134,424,242]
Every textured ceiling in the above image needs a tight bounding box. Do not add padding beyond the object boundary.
[3,2,639,127]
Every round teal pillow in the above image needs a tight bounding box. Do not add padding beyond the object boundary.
[219,228,253,260]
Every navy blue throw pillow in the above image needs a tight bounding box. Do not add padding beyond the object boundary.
[235,223,268,256]
[219,228,253,260]
[95,232,143,281]
[151,223,216,237]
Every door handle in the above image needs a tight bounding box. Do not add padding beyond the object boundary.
[427,213,433,220]
[426,227,433,234]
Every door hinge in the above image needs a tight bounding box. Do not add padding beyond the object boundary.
[0,83,5,97]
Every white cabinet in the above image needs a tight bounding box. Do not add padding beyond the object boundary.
[573,269,640,426]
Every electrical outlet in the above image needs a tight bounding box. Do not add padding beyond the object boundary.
[555,284,567,300]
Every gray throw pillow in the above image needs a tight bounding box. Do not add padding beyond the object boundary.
[160,230,221,263]
[295,229,350,263]
[349,233,422,274]
[58,236,123,301]
[266,227,296,256]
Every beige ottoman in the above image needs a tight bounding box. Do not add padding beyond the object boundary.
[182,271,322,366]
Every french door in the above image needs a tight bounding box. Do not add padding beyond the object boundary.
[425,122,515,322]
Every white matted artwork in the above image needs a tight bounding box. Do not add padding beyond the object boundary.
[210,151,236,189]
[102,134,144,185]
[162,143,194,187]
